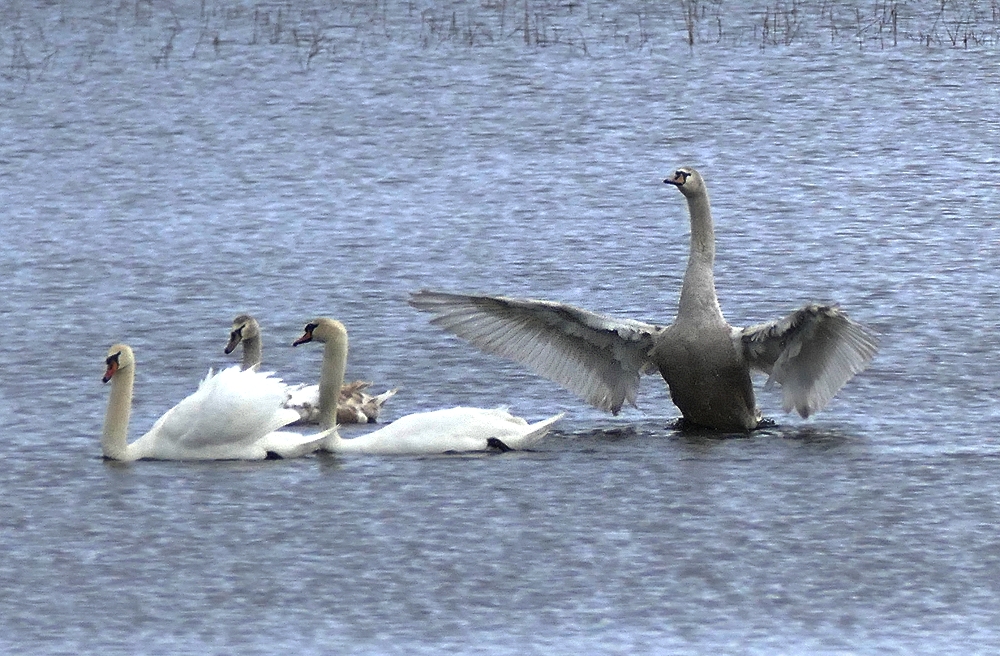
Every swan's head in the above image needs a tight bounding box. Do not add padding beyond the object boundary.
[103,344,135,383]
[292,318,348,347]
[225,314,260,354]
[663,167,705,197]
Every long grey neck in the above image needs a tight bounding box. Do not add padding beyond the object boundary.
[241,335,262,370]
[102,366,134,460]
[317,338,348,430]
[677,191,723,323]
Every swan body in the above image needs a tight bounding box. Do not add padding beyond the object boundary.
[292,318,563,454]
[318,406,560,455]
[409,167,878,432]
[226,314,396,424]
[282,380,399,425]
[101,344,331,461]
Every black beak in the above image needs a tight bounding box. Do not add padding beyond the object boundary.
[664,170,688,186]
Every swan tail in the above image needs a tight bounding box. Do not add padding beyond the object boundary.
[371,388,399,405]
[261,426,334,459]
[504,412,565,450]
[343,388,398,424]
[361,388,399,423]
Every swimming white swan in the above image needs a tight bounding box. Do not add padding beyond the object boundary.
[410,167,878,432]
[291,318,563,454]
[225,314,397,424]
[101,344,331,460]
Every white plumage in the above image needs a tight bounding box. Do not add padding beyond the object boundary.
[101,344,330,461]
[317,406,560,455]
[225,314,396,424]
[292,318,563,454]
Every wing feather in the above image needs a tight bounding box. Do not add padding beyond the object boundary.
[145,366,296,449]
[739,304,878,417]
[409,290,664,414]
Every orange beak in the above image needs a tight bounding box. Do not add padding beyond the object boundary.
[102,360,119,383]
[292,329,313,347]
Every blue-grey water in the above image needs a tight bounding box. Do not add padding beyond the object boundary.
[2,1,999,653]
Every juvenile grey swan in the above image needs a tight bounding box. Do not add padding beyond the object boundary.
[410,167,878,432]
[291,318,562,454]
[225,314,397,424]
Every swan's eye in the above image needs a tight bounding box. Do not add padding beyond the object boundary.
[305,323,318,332]
[231,326,243,340]
[676,170,690,183]
[106,352,120,367]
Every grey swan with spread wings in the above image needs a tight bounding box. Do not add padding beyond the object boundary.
[410,167,878,432]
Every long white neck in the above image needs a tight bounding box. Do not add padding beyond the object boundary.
[317,337,348,430]
[677,190,723,323]
[241,335,262,371]
[102,367,134,461]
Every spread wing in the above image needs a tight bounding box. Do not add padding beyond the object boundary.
[739,304,879,418]
[409,290,665,414]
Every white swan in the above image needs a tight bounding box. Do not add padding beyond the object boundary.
[410,167,878,432]
[225,314,397,424]
[101,344,332,460]
[291,318,563,454]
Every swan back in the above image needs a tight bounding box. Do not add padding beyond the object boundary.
[324,407,563,455]
[129,366,301,459]
[146,367,297,444]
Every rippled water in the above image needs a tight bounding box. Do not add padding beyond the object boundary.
[1,1,999,653]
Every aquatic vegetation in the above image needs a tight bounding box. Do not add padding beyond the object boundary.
[0,0,997,77]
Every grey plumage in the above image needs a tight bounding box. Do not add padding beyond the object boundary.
[410,167,878,431]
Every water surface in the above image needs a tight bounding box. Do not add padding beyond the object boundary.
[1,2,999,653]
